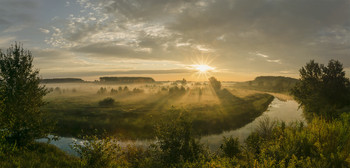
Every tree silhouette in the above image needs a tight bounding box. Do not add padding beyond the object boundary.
[291,60,350,120]
[209,76,221,90]
[0,43,52,146]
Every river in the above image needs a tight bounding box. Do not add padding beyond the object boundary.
[37,98,305,155]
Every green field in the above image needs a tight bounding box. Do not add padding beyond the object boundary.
[42,82,274,139]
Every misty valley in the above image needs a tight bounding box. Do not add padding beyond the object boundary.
[42,78,277,140]
[1,0,350,166]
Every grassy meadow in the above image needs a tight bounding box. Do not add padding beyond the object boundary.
[42,82,274,139]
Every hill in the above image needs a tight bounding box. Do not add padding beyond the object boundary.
[235,76,298,93]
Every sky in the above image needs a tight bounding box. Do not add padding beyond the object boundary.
[0,0,349,81]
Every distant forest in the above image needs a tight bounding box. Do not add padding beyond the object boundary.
[235,76,298,93]
[41,78,84,83]
[41,77,156,84]
[99,77,155,83]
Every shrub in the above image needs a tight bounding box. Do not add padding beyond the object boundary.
[154,109,204,166]
[98,97,115,107]
[245,115,350,167]
[220,136,241,158]
[72,134,122,168]
[97,87,107,94]
[132,88,144,94]
[110,88,118,95]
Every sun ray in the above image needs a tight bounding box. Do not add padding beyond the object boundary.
[188,55,217,81]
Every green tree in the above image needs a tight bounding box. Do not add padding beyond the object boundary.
[291,60,350,120]
[0,43,51,146]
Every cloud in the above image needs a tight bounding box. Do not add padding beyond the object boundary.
[267,59,281,64]
[39,28,50,34]
[40,69,194,78]
[3,25,26,33]
[0,0,38,32]
[42,0,350,76]
[255,52,269,58]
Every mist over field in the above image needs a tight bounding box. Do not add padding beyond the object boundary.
[1,0,350,167]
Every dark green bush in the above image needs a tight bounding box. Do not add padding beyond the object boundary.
[154,109,204,166]
[98,97,115,107]
[245,115,350,167]
[220,136,241,158]
[72,134,122,168]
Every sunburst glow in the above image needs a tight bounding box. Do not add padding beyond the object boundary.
[193,64,215,73]
[188,55,217,80]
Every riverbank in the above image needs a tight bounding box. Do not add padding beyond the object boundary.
[43,85,274,140]
[0,142,80,167]
[38,97,303,156]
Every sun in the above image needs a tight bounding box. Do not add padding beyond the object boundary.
[193,64,215,73]
[188,55,217,80]
[190,63,216,80]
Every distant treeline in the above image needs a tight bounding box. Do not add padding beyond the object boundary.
[235,76,298,93]
[99,77,155,83]
[41,76,156,84]
[41,78,84,83]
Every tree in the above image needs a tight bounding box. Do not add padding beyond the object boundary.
[291,60,350,120]
[209,76,221,90]
[181,78,187,85]
[0,43,51,146]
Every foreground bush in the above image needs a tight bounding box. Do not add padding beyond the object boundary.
[220,136,241,158]
[245,114,350,167]
[0,143,80,168]
[72,134,124,168]
[154,109,205,166]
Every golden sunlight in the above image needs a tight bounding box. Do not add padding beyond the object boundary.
[193,64,215,73]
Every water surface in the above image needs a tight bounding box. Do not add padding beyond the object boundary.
[38,98,305,155]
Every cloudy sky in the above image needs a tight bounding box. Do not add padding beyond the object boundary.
[0,0,349,81]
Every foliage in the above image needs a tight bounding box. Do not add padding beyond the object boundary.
[72,133,123,168]
[4,109,350,168]
[181,78,187,85]
[97,87,107,94]
[0,43,51,146]
[123,86,129,92]
[154,109,204,166]
[98,97,116,107]
[220,136,241,158]
[168,86,186,95]
[110,88,118,95]
[132,88,144,94]
[0,142,80,168]
[291,60,350,120]
[245,115,350,167]
[209,76,221,90]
